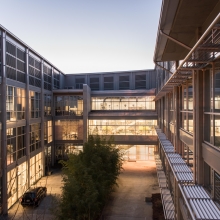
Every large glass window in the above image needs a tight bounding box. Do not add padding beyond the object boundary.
[7,126,26,165]
[89,120,157,135]
[6,86,25,122]
[29,91,41,118]
[30,153,42,186]
[55,120,83,140]
[44,121,52,144]
[30,123,41,152]
[91,96,155,110]
[181,82,193,134]
[55,95,83,116]
[44,94,52,116]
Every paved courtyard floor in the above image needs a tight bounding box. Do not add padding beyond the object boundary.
[101,160,160,220]
[5,160,159,220]
[6,169,62,220]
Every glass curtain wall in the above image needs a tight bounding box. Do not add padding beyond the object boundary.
[55,120,83,140]
[89,120,157,135]
[55,95,83,116]
[91,96,155,110]
[6,86,25,122]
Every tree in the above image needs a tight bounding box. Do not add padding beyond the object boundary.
[56,135,123,220]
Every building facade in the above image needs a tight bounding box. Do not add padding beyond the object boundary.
[0,25,158,213]
[154,0,220,219]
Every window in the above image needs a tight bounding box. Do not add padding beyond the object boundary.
[119,75,129,90]
[29,55,41,88]
[30,123,41,152]
[6,86,25,122]
[7,126,26,165]
[89,120,157,135]
[44,94,52,116]
[55,120,83,140]
[29,91,41,118]
[44,121,52,144]
[90,77,99,90]
[53,69,60,89]
[104,76,114,90]
[91,96,155,110]
[43,64,52,91]
[6,41,25,83]
[181,82,193,134]
[55,95,83,116]
[75,78,85,89]
[135,74,146,89]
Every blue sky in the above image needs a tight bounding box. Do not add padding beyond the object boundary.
[0,0,162,73]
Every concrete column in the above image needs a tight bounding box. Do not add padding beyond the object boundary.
[83,84,91,143]
[193,70,204,184]
[1,31,8,215]
[173,86,181,153]
[25,49,30,190]
[40,61,45,176]
[51,94,55,166]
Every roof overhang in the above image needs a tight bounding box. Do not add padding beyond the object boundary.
[154,0,220,62]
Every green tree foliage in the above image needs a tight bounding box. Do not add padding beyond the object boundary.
[56,135,123,220]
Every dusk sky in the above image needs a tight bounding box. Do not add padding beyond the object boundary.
[0,0,162,74]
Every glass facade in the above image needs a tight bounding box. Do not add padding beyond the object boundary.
[55,120,83,140]
[91,96,155,110]
[89,120,157,135]
[55,95,83,116]
[6,86,25,122]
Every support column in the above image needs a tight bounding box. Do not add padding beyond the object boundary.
[25,49,30,189]
[83,84,91,143]
[193,70,204,184]
[41,61,45,176]
[1,31,7,215]
[174,86,181,153]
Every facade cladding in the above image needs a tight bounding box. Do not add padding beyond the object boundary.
[0,26,157,213]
